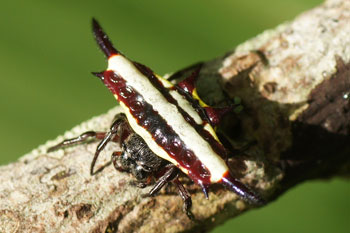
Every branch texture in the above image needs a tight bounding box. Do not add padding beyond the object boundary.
[1,0,350,232]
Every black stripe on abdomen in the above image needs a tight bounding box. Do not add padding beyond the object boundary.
[102,70,212,185]
[132,62,228,160]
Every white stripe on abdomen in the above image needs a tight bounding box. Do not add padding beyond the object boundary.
[108,55,228,182]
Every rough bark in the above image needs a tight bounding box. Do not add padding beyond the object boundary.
[1,0,349,232]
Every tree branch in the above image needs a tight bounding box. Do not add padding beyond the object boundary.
[1,0,349,232]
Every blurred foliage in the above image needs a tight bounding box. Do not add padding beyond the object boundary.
[0,0,348,232]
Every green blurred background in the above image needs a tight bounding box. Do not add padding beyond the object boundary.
[1,0,348,232]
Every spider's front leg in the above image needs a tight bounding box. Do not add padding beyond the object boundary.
[90,113,130,175]
[47,131,107,152]
[47,113,130,175]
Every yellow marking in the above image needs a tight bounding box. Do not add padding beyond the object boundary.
[192,88,209,107]
[155,74,174,88]
[203,123,222,144]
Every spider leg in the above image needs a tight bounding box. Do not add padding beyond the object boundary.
[90,113,129,175]
[47,131,106,152]
[111,151,123,171]
[173,178,194,220]
[149,164,178,196]
[150,164,195,219]
[47,113,130,153]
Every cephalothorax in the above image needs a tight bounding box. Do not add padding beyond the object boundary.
[48,19,264,219]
